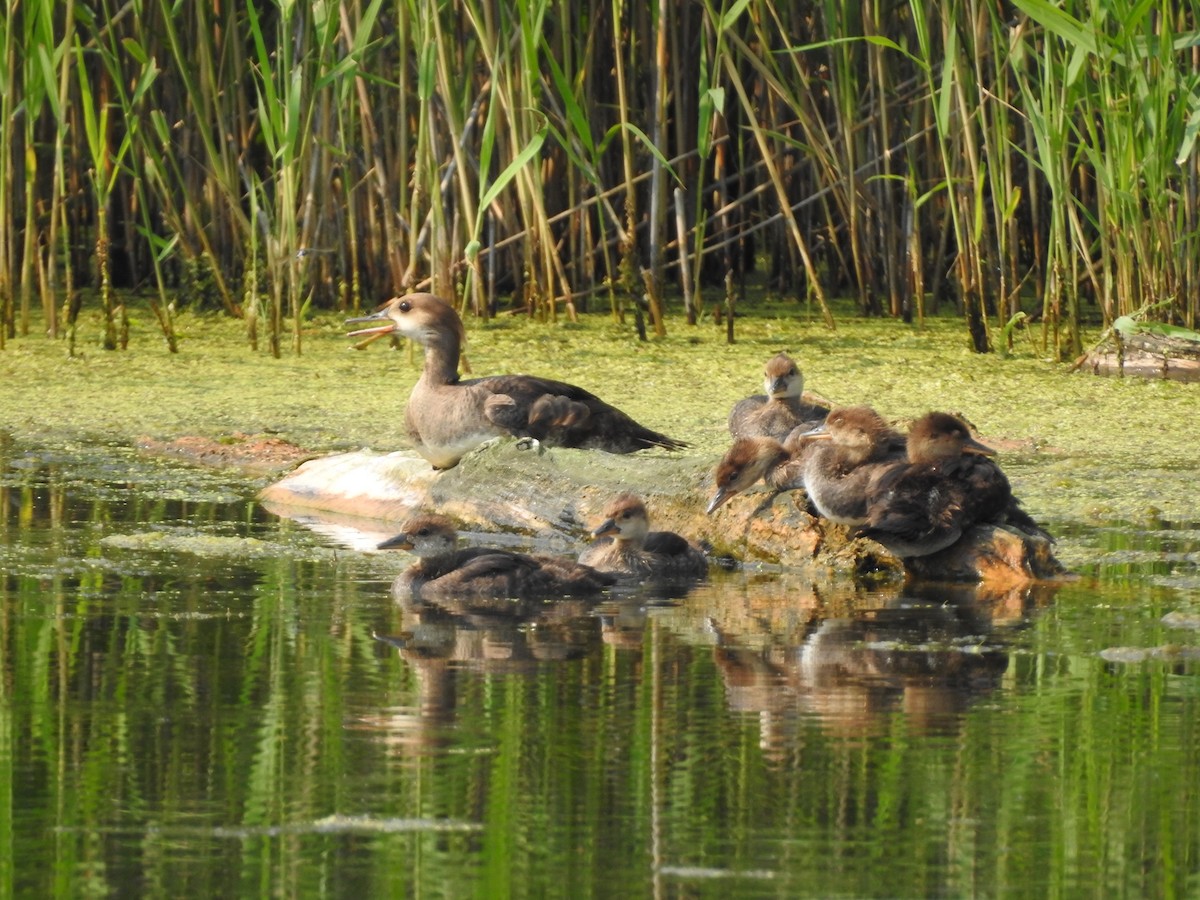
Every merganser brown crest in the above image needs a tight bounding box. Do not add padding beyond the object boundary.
[579,493,708,580]
[862,412,1052,557]
[727,352,829,441]
[347,294,688,469]
[800,406,907,525]
[379,514,615,600]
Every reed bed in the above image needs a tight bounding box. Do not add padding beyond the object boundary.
[0,0,1197,358]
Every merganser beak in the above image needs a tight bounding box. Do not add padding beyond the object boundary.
[346,308,397,337]
[961,436,996,456]
[706,486,732,515]
[377,533,415,551]
[591,518,620,539]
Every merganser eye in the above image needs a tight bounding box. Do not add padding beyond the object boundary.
[398,301,412,312]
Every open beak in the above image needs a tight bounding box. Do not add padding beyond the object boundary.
[346,308,397,338]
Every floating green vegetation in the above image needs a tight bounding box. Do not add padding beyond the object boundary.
[1,300,1197,523]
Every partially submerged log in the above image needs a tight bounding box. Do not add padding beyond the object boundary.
[259,440,1065,584]
[1079,326,1200,382]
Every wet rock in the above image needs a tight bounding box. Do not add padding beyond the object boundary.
[260,440,1066,584]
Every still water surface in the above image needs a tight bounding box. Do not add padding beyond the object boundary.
[1,443,1198,897]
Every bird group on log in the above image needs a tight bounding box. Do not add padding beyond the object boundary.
[351,293,1052,597]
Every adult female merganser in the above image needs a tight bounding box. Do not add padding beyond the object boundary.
[579,493,708,580]
[348,293,687,469]
[380,514,615,600]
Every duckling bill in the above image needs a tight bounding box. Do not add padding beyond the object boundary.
[348,293,687,469]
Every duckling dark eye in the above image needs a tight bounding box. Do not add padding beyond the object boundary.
[398,301,412,313]
[416,527,429,536]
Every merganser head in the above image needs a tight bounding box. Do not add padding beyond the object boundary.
[591,493,650,543]
[806,406,889,447]
[707,437,789,513]
[905,412,995,465]
[378,514,459,558]
[347,293,465,347]
[763,353,803,400]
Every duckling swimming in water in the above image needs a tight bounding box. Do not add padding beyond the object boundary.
[347,293,687,469]
[727,352,829,441]
[380,514,615,600]
[579,493,709,580]
[800,406,908,525]
[861,411,1051,557]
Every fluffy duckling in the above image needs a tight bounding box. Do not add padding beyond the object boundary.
[727,352,829,441]
[579,493,709,580]
[862,412,1051,557]
[800,406,907,525]
[706,434,812,514]
[347,293,687,469]
[380,514,615,600]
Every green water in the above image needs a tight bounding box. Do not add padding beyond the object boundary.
[1,442,1198,898]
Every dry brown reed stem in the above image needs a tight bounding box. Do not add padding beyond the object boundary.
[2,0,1198,356]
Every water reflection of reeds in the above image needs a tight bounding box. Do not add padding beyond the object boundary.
[3,449,1199,896]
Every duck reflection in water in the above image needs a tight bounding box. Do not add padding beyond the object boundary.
[704,581,1057,758]
[369,571,604,753]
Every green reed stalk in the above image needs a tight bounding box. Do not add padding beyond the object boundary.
[146,0,241,316]
[90,7,178,352]
[0,1,14,346]
[73,37,127,350]
[539,18,628,319]
[715,19,835,327]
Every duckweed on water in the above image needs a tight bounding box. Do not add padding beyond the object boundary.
[1,300,1196,522]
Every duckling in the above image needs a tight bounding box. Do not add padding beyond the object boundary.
[861,411,1051,557]
[800,406,907,525]
[706,434,811,514]
[727,352,829,441]
[379,514,615,600]
[579,493,709,580]
[347,293,687,469]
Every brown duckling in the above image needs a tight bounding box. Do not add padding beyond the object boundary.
[380,514,615,600]
[800,406,907,525]
[706,434,812,514]
[727,352,830,441]
[347,293,687,469]
[579,493,709,580]
[861,412,1051,557]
